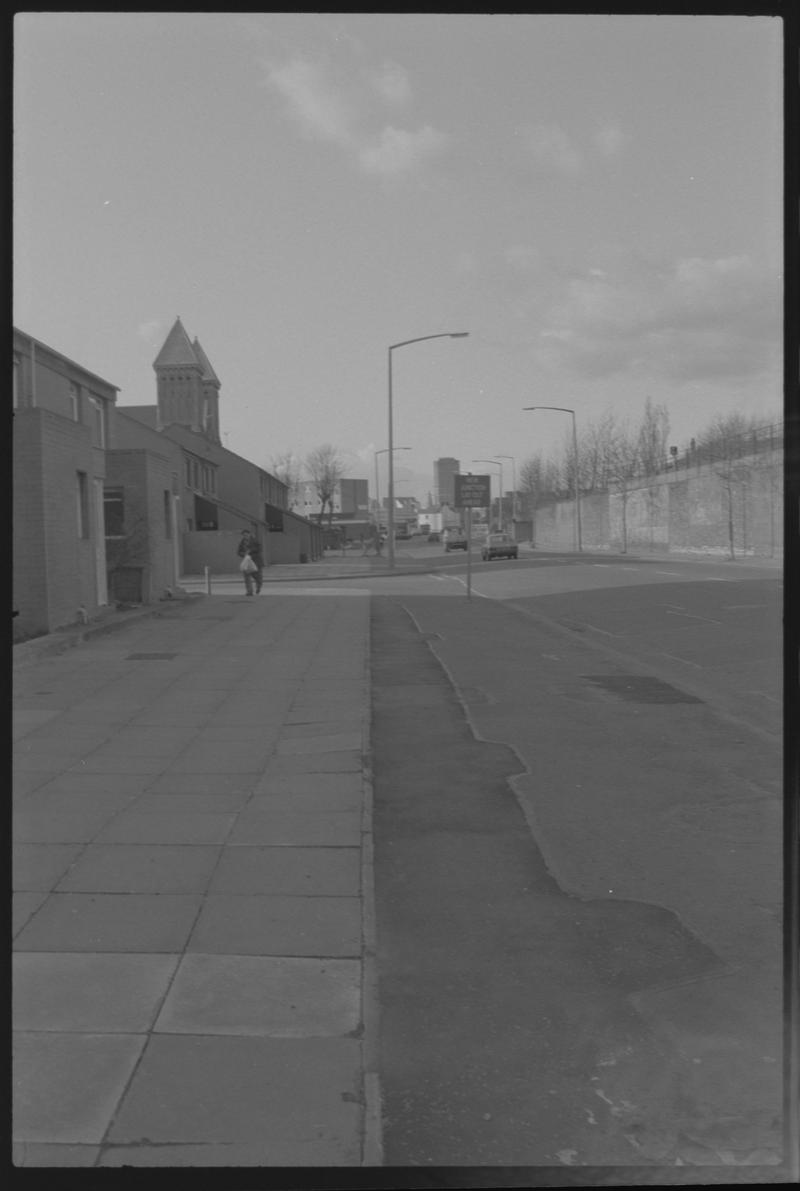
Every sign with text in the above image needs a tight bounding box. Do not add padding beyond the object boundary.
[454,474,491,508]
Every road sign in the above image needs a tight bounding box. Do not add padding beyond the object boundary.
[454,474,490,508]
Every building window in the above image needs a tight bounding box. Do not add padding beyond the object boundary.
[193,460,200,488]
[103,487,125,537]
[194,495,218,530]
[89,396,105,447]
[68,384,79,421]
[76,472,89,538]
[185,456,192,485]
[164,490,172,538]
[186,516,194,532]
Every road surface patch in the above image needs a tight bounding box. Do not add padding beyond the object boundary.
[582,675,704,705]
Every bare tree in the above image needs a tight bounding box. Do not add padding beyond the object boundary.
[605,420,640,553]
[698,413,755,559]
[305,444,348,529]
[270,452,303,509]
[580,408,618,493]
[637,397,671,475]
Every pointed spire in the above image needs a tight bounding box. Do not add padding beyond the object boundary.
[192,337,220,386]
[153,317,199,369]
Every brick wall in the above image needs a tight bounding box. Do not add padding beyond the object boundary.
[14,407,102,636]
[105,449,177,603]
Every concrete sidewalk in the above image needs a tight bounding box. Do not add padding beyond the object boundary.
[12,589,380,1168]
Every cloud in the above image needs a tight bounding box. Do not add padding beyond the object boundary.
[358,124,447,177]
[538,251,781,385]
[372,61,412,106]
[137,320,161,343]
[593,122,628,156]
[504,244,541,273]
[267,57,355,146]
[524,123,582,174]
[266,53,446,179]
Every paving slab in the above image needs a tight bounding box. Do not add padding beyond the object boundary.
[154,953,360,1036]
[144,772,262,794]
[13,808,131,845]
[282,720,363,739]
[13,843,85,890]
[252,771,363,797]
[165,744,272,773]
[263,751,363,775]
[14,893,203,952]
[65,755,168,775]
[55,844,223,893]
[13,1031,146,1144]
[226,808,362,846]
[132,792,250,813]
[91,810,236,846]
[247,789,363,814]
[187,893,362,956]
[15,790,139,817]
[11,770,62,797]
[13,1143,102,1167]
[13,953,179,1031]
[105,1034,362,1159]
[12,592,374,1168]
[208,846,360,896]
[13,891,49,937]
[29,773,153,795]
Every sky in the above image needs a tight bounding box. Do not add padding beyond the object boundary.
[14,12,783,505]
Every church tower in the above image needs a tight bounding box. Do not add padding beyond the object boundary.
[192,336,221,444]
[153,317,220,439]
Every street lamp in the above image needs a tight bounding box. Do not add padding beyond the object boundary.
[494,455,517,525]
[523,406,582,552]
[374,447,411,529]
[472,459,503,532]
[388,332,469,567]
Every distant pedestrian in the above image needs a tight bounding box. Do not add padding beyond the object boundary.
[237,529,263,595]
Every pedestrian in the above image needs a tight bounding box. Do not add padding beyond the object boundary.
[237,529,263,595]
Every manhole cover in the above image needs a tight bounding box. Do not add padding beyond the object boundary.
[125,653,179,661]
[583,675,703,704]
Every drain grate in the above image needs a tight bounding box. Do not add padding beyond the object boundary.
[125,652,179,661]
[583,675,703,704]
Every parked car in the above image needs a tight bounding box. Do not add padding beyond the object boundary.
[444,527,468,552]
[481,532,518,561]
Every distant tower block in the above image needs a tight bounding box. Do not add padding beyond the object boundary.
[434,457,460,506]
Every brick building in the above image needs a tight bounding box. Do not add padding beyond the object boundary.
[14,320,322,638]
[121,317,321,573]
[13,329,119,637]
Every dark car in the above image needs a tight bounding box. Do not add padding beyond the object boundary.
[481,532,518,561]
[444,527,468,551]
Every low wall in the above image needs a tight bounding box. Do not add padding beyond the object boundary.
[531,450,782,558]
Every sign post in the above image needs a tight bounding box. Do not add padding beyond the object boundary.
[454,474,491,601]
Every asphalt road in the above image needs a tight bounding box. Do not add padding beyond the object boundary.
[367,551,784,1171]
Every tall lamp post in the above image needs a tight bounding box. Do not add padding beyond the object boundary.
[374,447,411,530]
[472,459,503,531]
[388,332,469,567]
[523,406,582,552]
[494,454,517,527]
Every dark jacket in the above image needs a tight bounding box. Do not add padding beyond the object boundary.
[238,535,263,567]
